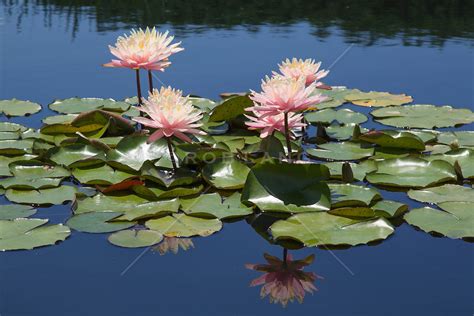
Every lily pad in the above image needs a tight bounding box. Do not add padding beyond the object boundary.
[408,184,474,203]
[437,131,474,148]
[72,164,136,185]
[0,139,34,155]
[270,212,394,246]
[424,148,474,179]
[307,142,374,161]
[140,161,199,187]
[241,160,331,213]
[372,104,474,129]
[202,158,250,190]
[132,184,204,201]
[0,204,37,220]
[0,177,62,190]
[209,95,253,122]
[0,155,37,176]
[326,124,369,141]
[6,186,77,205]
[0,122,28,132]
[146,213,222,237]
[181,192,253,219]
[315,87,361,109]
[42,114,78,125]
[372,200,408,218]
[329,183,381,208]
[67,211,135,233]
[108,229,163,248]
[345,91,413,107]
[49,97,130,114]
[48,144,105,167]
[366,158,457,188]
[324,160,377,181]
[359,130,425,151]
[305,108,367,125]
[189,97,217,111]
[9,160,70,179]
[0,99,41,116]
[404,202,474,239]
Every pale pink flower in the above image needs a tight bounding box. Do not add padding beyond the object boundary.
[276,58,329,86]
[152,237,194,255]
[132,87,205,143]
[245,111,306,138]
[248,76,328,115]
[104,27,183,71]
[246,253,321,307]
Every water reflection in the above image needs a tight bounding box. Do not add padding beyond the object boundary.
[2,0,473,46]
[246,248,321,307]
[152,236,194,255]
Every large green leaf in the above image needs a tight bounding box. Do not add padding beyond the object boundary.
[408,184,474,203]
[315,87,361,109]
[0,122,28,132]
[241,160,331,213]
[48,144,105,167]
[0,139,34,155]
[329,183,381,208]
[132,184,204,201]
[0,155,37,176]
[71,110,135,136]
[437,131,474,148]
[270,212,394,246]
[305,108,367,125]
[72,164,136,185]
[181,192,253,219]
[0,204,37,220]
[114,198,180,221]
[0,177,62,190]
[108,229,163,248]
[202,158,250,190]
[67,211,135,233]
[0,218,70,251]
[9,160,70,179]
[366,158,457,188]
[307,142,374,161]
[209,95,253,122]
[372,200,408,218]
[140,161,199,187]
[424,148,474,179]
[372,104,474,129]
[345,91,413,107]
[0,99,41,116]
[404,202,474,239]
[146,213,222,237]
[325,124,368,141]
[49,98,130,114]
[359,130,425,151]
[324,160,377,181]
[6,186,77,205]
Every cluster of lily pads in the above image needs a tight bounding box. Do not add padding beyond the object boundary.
[0,88,473,251]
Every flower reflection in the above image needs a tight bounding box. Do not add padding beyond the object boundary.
[152,237,194,255]
[246,250,321,307]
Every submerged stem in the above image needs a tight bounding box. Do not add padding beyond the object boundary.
[284,112,292,162]
[283,248,288,268]
[148,70,153,93]
[135,69,143,106]
[166,137,178,171]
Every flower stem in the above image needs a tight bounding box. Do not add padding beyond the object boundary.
[166,137,178,171]
[135,69,143,106]
[147,70,153,93]
[284,112,292,162]
[283,248,288,268]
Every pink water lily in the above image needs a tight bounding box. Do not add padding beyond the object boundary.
[277,58,329,86]
[246,252,321,307]
[104,27,183,71]
[245,111,306,138]
[132,86,205,143]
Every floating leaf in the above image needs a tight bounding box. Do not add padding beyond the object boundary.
[202,158,250,190]
[0,218,70,251]
[408,184,474,203]
[372,104,474,129]
[241,160,331,213]
[306,142,374,161]
[42,114,78,125]
[209,95,253,122]
[48,144,105,167]
[0,155,37,176]
[0,122,28,132]
[115,198,180,221]
[6,186,77,205]
[72,164,136,185]
[0,139,34,155]
[359,130,425,151]
[108,229,163,248]
[329,183,381,208]
[305,108,367,125]
[270,212,394,246]
[345,91,412,107]
[181,192,253,219]
[404,202,474,239]
[324,160,377,181]
[373,200,408,218]
[325,124,368,141]
[437,131,474,148]
[366,158,456,188]
[315,87,361,109]
[424,148,474,179]
[9,160,70,179]
[146,213,222,237]
[0,177,62,190]
[132,184,203,201]
[0,131,21,140]
[140,161,199,187]
[49,98,130,114]
[189,97,217,111]
[0,204,37,220]
[0,99,41,116]
[67,211,135,233]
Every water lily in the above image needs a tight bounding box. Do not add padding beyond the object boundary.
[104,27,183,102]
[132,86,205,169]
[246,252,320,307]
[277,58,329,86]
[152,237,194,255]
[245,110,306,139]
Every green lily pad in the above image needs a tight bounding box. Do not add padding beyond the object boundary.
[0,131,21,140]
[132,184,203,201]
[325,124,369,141]
[114,198,180,221]
[372,104,474,129]
[49,97,130,114]
[209,95,253,122]
[146,213,222,237]
[181,192,253,219]
[75,193,162,214]
[42,114,78,125]
[329,183,381,208]
[324,160,377,181]
[0,139,34,155]
[0,99,41,116]
[0,204,37,220]
[48,144,105,167]
[140,161,199,187]
[404,202,474,239]
[0,122,28,132]
[0,177,62,190]
[6,186,77,205]
[424,148,474,179]
[305,108,367,125]
[270,212,394,246]
[408,184,474,203]
[307,142,374,161]
[72,164,136,185]
[9,160,70,179]
[241,160,331,213]
[366,158,457,188]
[202,158,250,190]
[0,218,70,251]
[359,130,425,151]
[108,229,163,248]
[345,91,413,107]
[0,155,37,176]
[437,131,474,148]
[189,97,217,111]
[315,87,361,109]
[67,211,135,233]
[372,200,408,218]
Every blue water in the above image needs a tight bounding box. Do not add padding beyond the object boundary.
[1,2,473,315]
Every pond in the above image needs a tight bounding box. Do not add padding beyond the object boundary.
[1,1,473,315]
